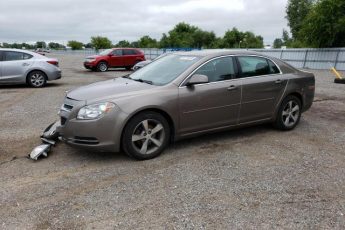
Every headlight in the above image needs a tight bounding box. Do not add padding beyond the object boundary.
[77,102,115,120]
[86,59,96,63]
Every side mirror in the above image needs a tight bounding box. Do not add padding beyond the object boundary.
[108,53,113,57]
[186,74,209,86]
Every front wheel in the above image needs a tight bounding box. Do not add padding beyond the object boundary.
[274,95,302,130]
[122,112,170,160]
[97,62,108,72]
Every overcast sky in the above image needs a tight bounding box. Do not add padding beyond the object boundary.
[0,0,289,45]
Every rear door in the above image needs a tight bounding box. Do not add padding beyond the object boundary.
[236,56,288,123]
[123,49,137,66]
[1,51,34,83]
[178,56,241,134]
[109,49,124,67]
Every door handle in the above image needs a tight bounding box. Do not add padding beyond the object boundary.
[275,79,282,84]
[227,85,238,91]
[22,63,30,66]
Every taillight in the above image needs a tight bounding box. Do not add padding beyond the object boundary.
[47,60,59,67]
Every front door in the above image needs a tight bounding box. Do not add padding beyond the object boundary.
[109,49,124,67]
[1,51,34,83]
[236,56,288,123]
[178,56,241,135]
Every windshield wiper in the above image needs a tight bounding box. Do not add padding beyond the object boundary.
[133,78,153,85]
[121,74,131,79]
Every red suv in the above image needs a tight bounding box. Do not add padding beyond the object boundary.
[84,48,145,72]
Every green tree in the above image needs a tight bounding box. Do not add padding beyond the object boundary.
[48,42,64,49]
[219,28,263,48]
[36,41,46,49]
[286,0,313,39]
[299,0,345,47]
[273,38,284,48]
[192,30,216,48]
[91,36,112,50]
[67,40,83,50]
[138,35,158,48]
[115,40,131,47]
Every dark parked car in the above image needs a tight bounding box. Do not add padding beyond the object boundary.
[84,48,145,72]
[59,50,315,160]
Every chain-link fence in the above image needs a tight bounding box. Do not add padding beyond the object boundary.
[51,48,345,70]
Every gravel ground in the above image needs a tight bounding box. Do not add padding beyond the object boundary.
[0,54,344,229]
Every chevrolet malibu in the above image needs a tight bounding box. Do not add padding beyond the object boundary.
[0,48,61,87]
[58,50,315,160]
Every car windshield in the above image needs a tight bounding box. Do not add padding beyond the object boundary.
[129,54,201,86]
[99,49,113,55]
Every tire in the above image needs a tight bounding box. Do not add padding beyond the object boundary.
[125,66,132,71]
[97,61,108,72]
[27,71,47,88]
[274,95,302,130]
[122,112,170,160]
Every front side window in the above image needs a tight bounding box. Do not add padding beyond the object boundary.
[194,56,236,83]
[99,49,113,55]
[129,54,201,86]
[238,56,272,77]
[4,51,31,61]
[112,49,123,56]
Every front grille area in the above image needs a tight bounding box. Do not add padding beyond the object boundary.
[63,104,73,111]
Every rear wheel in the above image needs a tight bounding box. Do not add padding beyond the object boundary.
[27,71,47,88]
[274,95,301,130]
[122,112,170,160]
[97,62,108,72]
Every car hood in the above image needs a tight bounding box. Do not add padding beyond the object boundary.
[135,60,152,66]
[67,77,157,103]
[86,55,101,59]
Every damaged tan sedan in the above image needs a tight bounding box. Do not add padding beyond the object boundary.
[57,50,315,160]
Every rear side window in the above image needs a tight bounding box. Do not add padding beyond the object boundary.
[268,60,280,74]
[237,56,271,77]
[123,49,137,55]
[4,51,33,61]
[195,56,236,83]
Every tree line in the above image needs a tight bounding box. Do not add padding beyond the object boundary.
[1,22,264,50]
[274,0,345,48]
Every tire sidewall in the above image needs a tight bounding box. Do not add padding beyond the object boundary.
[97,62,108,72]
[27,71,47,88]
[122,112,170,160]
[275,95,302,130]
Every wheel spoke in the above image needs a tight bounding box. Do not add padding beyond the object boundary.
[142,120,149,132]
[288,101,293,110]
[140,139,149,154]
[151,124,163,134]
[150,137,162,147]
[132,134,145,142]
[282,110,289,116]
[291,114,298,122]
[284,116,290,126]
[291,105,299,113]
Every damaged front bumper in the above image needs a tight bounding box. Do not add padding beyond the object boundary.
[29,120,61,160]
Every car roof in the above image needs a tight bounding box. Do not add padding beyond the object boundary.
[175,49,266,58]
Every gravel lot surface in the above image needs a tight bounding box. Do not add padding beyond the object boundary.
[0,54,345,229]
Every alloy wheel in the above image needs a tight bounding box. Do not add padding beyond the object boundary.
[282,100,300,127]
[30,73,45,87]
[131,119,165,155]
